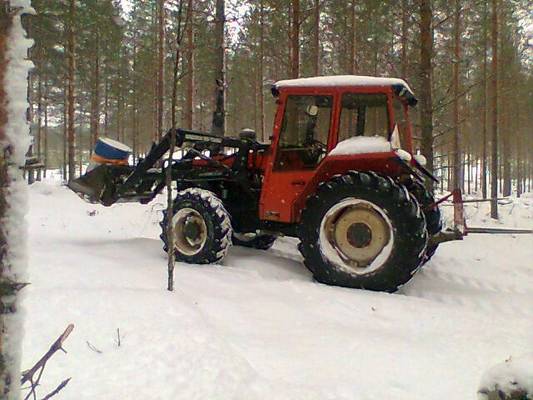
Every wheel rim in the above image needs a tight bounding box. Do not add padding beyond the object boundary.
[319,198,394,275]
[172,208,208,256]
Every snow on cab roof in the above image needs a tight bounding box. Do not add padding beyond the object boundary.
[275,75,414,94]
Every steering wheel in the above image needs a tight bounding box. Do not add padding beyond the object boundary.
[301,140,327,165]
[309,139,326,151]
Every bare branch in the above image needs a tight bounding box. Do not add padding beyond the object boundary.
[21,324,74,386]
[86,341,102,354]
[40,378,71,400]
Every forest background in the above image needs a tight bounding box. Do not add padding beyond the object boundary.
[25,0,533,205]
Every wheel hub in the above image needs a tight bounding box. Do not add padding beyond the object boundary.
[172,208,208,256]
[320,199,393,275]
[346,222,372,248]
[184,219,201,242]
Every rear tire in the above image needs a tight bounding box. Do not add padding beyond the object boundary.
[160,188,232,264]
[232,233,277,250]
[298,171,428,292]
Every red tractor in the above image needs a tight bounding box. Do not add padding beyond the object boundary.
[70,75,447,292]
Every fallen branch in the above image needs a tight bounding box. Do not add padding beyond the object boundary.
[21,324,74,400]
[40,378,71,400]
[116,328,121,348]
[86,341,102,354]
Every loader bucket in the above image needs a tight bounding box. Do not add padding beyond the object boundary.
[67,164,123,206]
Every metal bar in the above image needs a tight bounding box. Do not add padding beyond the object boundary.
[459,197,509,203]
[428,229,464,246]
[467,227,533,234]
[187,148,230,171]
[121,129,180,190]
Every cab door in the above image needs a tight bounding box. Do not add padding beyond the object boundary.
[259,92,335,223]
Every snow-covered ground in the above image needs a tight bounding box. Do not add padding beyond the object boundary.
[21,180,533,399]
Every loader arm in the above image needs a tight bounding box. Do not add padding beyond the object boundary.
[68,128,267,207]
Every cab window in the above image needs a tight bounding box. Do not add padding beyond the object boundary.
[275,95,332,171]
[338,94,390,143]
[392,96,409,149]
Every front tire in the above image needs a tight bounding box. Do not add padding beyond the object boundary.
[160,188,232,264]
[298,171,428,292]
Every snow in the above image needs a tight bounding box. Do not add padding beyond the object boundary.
[329,136,392,156]
[98,137,132,153]
[21,178,533,399]
[413,154,427,166]
[478,353,533,398]
[395,149,412,162]
[3,1,33,398]
[275,75,415,95]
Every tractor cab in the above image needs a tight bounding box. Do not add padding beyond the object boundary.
[259,75,424,224]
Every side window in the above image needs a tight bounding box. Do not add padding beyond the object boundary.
[338,94,390,143]
[275,95,332,171]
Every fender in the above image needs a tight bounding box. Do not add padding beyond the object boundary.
[292,152,409,222]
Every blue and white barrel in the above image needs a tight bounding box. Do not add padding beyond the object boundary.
[88,137,132,172]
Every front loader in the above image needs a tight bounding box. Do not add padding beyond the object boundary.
[70,75,465,292]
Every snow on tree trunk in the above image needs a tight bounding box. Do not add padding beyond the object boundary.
[0,0,33,398]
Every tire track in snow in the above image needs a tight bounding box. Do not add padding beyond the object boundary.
[419,268,529,295]
[402,268,533,319]
[403,289,532,319]
[269,239,532,319]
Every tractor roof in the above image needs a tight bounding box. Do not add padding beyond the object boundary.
[274,75,417,105]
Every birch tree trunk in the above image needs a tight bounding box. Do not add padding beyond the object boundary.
[0,5,14,395]
[1,2,30,396]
